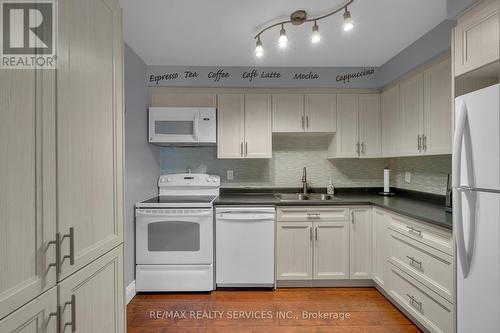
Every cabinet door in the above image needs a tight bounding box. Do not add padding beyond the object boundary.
[350,208,372,279]
[304,94,337,133]
[454,0,499,76]
[57,0,123,280]
[244,94,272,158]
[399,74,424,156]
[358,94,382,158]
[313,222,350,280]
[58,246,124,333]
[381,85,401,157]
[0,287,57,333]
[424,58,452,155]
[272,94,304,132]
[0,69,56,318]
[217,94,245,159]
[277,222,313,280]
[372,209,390,290]
[335,94,359,158]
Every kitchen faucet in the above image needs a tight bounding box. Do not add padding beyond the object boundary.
[302,167,308,195]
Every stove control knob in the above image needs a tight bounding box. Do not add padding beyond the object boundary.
[166,177,172,182]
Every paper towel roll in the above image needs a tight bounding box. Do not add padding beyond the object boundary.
[384,168,390,193]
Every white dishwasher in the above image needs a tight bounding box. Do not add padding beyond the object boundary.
[215,207,275,288]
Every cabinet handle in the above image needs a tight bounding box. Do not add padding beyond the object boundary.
[47,233,61,275]
[356,142,360,154]
[309,226,313,241]
[361,142,365,154]
[64,294,76,332]
[423,135,427,152]
[351,211,354,224]
[406,294,423,311]
[315,226,318,241]
[307,212,321,219]
[406,255,423,268]
[302,116,305,129]
[417,135,422,151]
[62,227,75,265]
[48,305,61,332]
[240,142,243,157]
[245,142,248,157]
[406,226,422,237]
[306,116,309,129]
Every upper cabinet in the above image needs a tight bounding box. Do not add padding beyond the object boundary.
[217,93,272,159]
[383,56,452,157]
[217,94,245,159]
[454,0,499,77]
[328,94,381,159]
[423,58,452,155]
[358,94,382,158]
[272,94,304,132]
[305,94,337,133]
[272,94,336,133]
[399,73,425,156]
[0,67,56,319]
[57,0,124,280]
[381,85,401,157]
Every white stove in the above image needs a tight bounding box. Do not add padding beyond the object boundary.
[135,173,220,292]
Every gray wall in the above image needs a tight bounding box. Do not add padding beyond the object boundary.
[124,43,160,286]
[146,19,455,89]
[447,0,477,18]
[377,20,456,87]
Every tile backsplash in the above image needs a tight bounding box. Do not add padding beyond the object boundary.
[160,136,451,195]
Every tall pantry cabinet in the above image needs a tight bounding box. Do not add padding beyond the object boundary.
[0,0,125,332]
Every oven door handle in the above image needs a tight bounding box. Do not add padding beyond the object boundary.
[136,209,213,217]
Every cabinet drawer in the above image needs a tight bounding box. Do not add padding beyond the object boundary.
[389,265,453,333]
[389,231,453,303]
[277,207,349,222]
[388,213,453,255]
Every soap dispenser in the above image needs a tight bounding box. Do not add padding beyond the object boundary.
[327,178,335,195]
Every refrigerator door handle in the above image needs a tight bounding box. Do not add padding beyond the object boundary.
[453,100,474,278]
[455,186,500,194]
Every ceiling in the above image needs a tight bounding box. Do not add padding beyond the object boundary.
[120,0,447,67]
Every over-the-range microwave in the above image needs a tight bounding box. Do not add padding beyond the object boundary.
[148,107,216,145]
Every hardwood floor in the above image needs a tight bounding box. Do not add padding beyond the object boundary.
[127,288,422,333]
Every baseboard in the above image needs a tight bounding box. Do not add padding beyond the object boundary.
[277,279,374,288]
[126,280,136,304]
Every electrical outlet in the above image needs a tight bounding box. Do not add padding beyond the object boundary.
[405,171,412,184]
[226,170,234,181]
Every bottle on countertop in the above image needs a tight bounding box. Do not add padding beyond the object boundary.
[327,178,335,195]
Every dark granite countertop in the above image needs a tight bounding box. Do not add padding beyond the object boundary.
[214,188,452,230]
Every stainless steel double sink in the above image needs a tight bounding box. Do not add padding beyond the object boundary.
[274,193,337,201]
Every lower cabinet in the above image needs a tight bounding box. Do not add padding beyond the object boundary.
[314,222,349,279]
[0,246,124,333]
[350,207,372,279]
[372,208,390,290]
[58,245,124,333]
[0,287,57,333]
[276,222,313,280]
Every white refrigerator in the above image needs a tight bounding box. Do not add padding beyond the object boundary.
[453,83,500,333]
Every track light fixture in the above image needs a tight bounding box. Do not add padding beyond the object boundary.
[255,36,264,57]
[278,24,288,48]
[311,21,320,44]
[343,8,354,32]
[253,0,354,57]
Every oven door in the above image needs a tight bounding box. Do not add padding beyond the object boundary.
[148,107,199,144]
[136,208,213,264]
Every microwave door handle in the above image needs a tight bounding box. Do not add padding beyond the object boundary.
[453,100,472,278]
[193,113,200,141]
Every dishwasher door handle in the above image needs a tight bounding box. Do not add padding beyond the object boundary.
[217,214,275,221]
